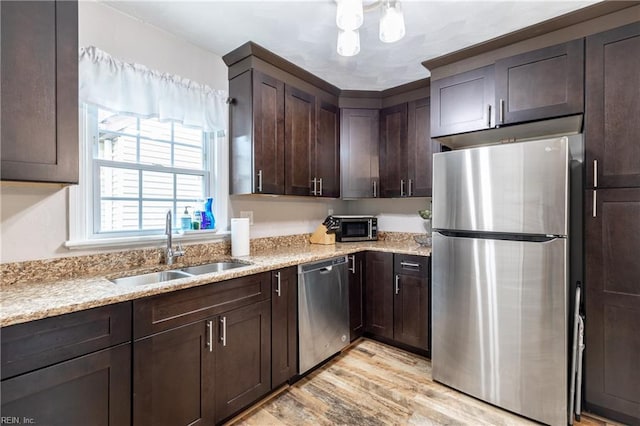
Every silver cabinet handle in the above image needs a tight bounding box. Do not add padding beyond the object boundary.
[348,255,356,273]
[593,190,597,218]
[400,179,405,197]
[487,104,492,128]
[499,99,505,124]
[372,180,377,198]
[310,177,317,195]
[318,178,323,196]
[408,179,413,197]
[593,159,598,188]
[400,261,421,269]
[206,320,213,352]
[220,317,227,347]
[257,170,263,193]
[395,275,400,295]
[275,271,281,297]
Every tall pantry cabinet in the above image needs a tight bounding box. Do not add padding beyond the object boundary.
[583,22,640,425]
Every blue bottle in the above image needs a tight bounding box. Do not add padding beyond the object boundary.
[201,198,216,230]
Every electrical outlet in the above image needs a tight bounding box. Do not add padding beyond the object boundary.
[328,209,334,216]
[240,211,254,225]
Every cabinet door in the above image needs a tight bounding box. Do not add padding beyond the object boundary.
[364,251,393,339]
[285,85,316,196]
[271,267,297,388]
[430,65,494,137]
[393,255,430,351]
[253,70,285,194]
[315,101,340,198]
[379,103,408,198]
[340,109,380,198]
[216,300,271,422]
[0,0,78,183]
[407,97,440,197]
[585,23,640,189]
[495,39,583,126]
[1,344,130,426]
[133,322,214,426]
[348,253,365,341]
[584,188,640,425]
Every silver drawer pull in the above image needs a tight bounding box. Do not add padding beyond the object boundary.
[400,261,421,269]
[275,272,281,297]
[206,320,213,352]
[220,316,227,347]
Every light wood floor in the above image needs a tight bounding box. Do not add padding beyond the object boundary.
[231,339,618,426]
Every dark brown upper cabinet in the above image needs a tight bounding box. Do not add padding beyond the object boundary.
[379,103,408,198]
[0,0,78,184]
[285,85,316,196]
[408,97,439,197]
[584,188,640,425]
[225,43,341,198]
[379,97,437,198]
[315,101,340,198]
[585,22,640,189]
[230,70,285,195]
[340,108,380,198]
[430,65,495,138]
[495,39,584,126]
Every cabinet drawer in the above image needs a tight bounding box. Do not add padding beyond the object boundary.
[1,302,131,379]
[133,272,271,338]
[393,254,429,278]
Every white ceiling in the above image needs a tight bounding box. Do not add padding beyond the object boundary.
[104,0,599,91]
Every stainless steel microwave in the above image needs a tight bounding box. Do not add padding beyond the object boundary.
[333,215,377,242]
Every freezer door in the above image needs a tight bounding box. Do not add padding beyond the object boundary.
[433,137,568,236]
[432,232,568,426]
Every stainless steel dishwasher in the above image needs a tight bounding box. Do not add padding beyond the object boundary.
[298,255,349,374]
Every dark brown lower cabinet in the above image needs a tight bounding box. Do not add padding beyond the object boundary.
[215,299,271,422]
[1,344,131,426]
[271,267,298,388]
[364,252,431,353]
[584,188,640,424]
[393,255,430,351]
[365,251,394,339]
[133,322,214,426]
[348,253,365,341]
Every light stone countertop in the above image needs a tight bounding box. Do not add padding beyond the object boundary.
[0,241,430,328]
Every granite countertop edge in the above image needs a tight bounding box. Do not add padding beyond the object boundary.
[1,241,431,327]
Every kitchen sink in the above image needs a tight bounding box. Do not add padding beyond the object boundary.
[110,270,192,286]
[180,261,249,275]
[110,261,250,286]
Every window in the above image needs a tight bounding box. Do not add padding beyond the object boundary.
[86,105,213,237]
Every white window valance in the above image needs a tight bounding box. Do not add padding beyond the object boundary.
[79,46,227,132]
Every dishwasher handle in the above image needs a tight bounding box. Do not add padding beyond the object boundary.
[298,256,348,274]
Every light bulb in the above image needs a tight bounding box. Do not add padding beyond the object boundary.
[336,0,363,31]
[379,0,406,43]
[337,29,360,57]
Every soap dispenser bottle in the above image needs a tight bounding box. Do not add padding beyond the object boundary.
[181,206,192,231]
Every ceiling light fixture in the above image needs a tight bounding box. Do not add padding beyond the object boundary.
[336,0,405,57]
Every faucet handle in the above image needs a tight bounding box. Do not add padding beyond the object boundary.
[175,242,185,257]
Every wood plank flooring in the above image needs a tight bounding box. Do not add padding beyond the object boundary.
[230,339,619,426]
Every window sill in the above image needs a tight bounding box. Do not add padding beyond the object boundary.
[65,229,229,251]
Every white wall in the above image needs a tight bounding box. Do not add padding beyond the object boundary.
[0,2,424,264]
[347,197,431,234]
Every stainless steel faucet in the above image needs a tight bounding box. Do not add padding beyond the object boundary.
[165,209,184,265]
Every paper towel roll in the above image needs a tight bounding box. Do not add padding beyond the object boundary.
[231,218,250,257]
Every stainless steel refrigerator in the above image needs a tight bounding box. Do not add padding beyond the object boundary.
[432,137,570,426]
